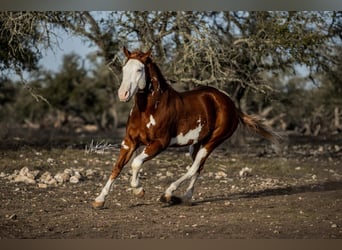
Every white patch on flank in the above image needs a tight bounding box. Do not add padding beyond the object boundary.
[170,119,203,146]
[121,140,129,150]
[146,115,156,128]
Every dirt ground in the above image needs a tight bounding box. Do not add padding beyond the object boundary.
[0,129,341,239]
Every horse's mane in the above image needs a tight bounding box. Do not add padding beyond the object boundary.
[145,56,169,92]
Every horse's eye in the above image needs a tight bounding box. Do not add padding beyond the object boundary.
[137,69,143,72]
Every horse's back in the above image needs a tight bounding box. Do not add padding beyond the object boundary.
[177,85,239,132]
[180,85,236,112]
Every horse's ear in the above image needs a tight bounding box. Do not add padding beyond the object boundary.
[141,49,152,62]
[123,47,131,58]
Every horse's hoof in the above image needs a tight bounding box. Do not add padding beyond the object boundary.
[159,194,170,203]
[92,200,105,210]
[133,187,145,198]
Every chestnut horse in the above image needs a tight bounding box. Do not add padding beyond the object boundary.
[92,47,279,209]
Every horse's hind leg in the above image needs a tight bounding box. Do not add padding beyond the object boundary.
[160,146,210,204]
[160,129,233,205]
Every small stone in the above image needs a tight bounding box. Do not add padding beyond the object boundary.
[166,171,174,177]
[64,168,74,176]
[215,171,227,179]
[224,201,232,206]
[158,176,167,181]
[239,167,252,178]
[54,172,70,184]
[47,158,54,164]
[331,224,338,228]
[39,171,53,184]
[85,169,96,178]
[19,167,30,176]
[69,176,80,184]
[14,175,36,185]
[37,183,48,188]
[74,171,83,179]
[46,178,57,186]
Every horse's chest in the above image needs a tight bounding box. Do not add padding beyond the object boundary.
[130,112,165,143]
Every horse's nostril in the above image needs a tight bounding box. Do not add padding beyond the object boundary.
[119,88,130,101]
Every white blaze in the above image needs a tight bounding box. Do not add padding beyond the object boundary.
[118,59,146,102]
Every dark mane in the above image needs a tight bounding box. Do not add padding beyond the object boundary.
[146,59,170,92]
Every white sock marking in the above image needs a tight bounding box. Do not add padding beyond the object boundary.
[165,148,207,196]
[131,150,148,188]
[95,178,114,202]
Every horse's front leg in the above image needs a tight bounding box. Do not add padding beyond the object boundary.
[130,140,165,198]
[92,138,137,209]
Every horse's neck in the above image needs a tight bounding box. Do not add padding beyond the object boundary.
[134,62,180,113]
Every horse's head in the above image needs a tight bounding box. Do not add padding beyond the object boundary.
[118,47,152,102]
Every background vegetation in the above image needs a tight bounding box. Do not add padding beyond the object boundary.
[0,11,341,137]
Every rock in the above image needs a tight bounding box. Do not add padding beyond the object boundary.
[85,169,96,178]
[14,175,36,185]
[64,168,74,176]
[26,171,39,180]
[239,167,252,178]
[46,178,57,185]
[166,171,174,177]
[39,171,56,185]
[69,176,80,184]
[54,172,70,184]
[215,171,227,179]
[74,171,83,180]
[19,167,30,176]
[224,201,232,206]
[37,183,48,188]
[47,158,54,164]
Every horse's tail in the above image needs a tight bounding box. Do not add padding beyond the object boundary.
[237,109,282,145]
